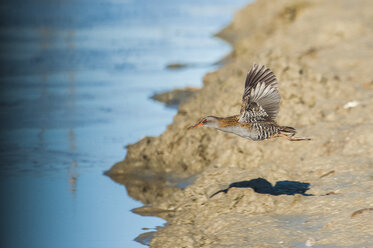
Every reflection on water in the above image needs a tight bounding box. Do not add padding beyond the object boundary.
[0,0,248,247]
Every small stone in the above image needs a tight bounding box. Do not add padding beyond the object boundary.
[305,237,316,247]
[343,100,359,109]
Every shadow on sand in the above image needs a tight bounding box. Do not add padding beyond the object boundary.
[210,177,312,198]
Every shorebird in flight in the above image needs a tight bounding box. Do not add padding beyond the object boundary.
[188,64,310,141]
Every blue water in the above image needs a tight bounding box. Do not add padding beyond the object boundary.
[0,0,248,247]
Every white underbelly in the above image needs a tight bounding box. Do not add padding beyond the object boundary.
[218,126,259,140]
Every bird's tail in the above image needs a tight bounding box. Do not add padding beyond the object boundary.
[279,126,296,137]
[278,126,311,141]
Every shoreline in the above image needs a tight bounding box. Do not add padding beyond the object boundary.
[107,0,373,247]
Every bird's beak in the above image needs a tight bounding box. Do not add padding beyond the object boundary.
[187,122,203,130]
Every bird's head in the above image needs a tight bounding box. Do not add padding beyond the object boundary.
[187,116,219,130]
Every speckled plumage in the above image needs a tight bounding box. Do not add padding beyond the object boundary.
[188,64,310,141]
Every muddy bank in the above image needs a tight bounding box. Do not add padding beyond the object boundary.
[151,87,200,108]
[107,0,373,247]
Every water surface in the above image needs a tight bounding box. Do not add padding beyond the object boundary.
[0,0,248,247]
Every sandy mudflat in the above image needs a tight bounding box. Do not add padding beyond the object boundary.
[107,0,373,247]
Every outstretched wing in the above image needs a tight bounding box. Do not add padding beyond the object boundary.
[239,64,281,122]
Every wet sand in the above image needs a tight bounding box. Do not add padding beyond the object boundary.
[107,0,373,247]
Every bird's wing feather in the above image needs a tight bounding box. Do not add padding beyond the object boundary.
[239,64,281,122]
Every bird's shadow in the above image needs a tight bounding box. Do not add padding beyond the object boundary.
[210,177,312,198]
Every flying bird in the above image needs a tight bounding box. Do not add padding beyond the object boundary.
[188,64,310,141]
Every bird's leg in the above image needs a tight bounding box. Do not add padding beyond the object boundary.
[279,133,311,141]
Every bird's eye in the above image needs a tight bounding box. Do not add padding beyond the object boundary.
[202,119,207,124]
